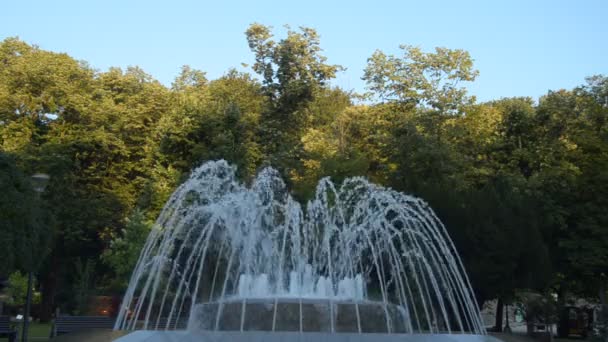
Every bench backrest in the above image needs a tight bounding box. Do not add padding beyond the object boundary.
[0,316,12,332]
[54,315,115,334]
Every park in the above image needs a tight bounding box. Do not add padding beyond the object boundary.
[0,1,607,341]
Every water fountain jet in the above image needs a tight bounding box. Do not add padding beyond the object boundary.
[115,160,495,342]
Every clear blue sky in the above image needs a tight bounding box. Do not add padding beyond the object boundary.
[1,0,606,102]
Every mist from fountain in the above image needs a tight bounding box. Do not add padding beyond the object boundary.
[114,160,485,335]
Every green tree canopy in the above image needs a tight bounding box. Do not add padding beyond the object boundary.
[0,152,52,274]
[363,45,478,114]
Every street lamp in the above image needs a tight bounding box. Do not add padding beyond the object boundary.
[22,173,50,342]
[30,174,50,193]
[504,303,512,333]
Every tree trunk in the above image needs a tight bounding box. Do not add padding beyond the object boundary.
[557,286,568,338]
[39,252,58,322]
[600,282,607,331]
[494,298,504,332]
[600,282,606,309]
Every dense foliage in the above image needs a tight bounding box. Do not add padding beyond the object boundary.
[0,25,606,325]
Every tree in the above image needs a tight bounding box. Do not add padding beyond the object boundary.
[245,23,344,176]
[245,23,342,113]
[420,175,551,331]
[102,210,151,292]
[5,271,41,307]
[156,68,265,182]
[0,152,52,275]
[363,45,478,114]
[552,77,608,304]
[293,93,368,199]
[1,30,607,334]
[0,37,177,319]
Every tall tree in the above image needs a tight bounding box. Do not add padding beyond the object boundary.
[363,45,478,114]
[0,152,52,275]
[245,23,343,177]
[547,77,608,303]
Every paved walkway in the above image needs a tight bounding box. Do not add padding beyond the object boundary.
[50,329,127,342]
[42,330,573,342]
[491,333,538,342]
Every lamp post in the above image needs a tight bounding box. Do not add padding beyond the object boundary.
[22,173,50,342]
[504,303,512,333]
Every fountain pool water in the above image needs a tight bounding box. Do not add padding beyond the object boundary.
[114,160,495,342]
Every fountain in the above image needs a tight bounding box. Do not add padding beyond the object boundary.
[114,160,497,342]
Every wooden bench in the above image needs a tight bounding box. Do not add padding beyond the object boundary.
[0,316,17,342]
[50,315,115,337]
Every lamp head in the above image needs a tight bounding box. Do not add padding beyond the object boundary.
[31,173,50,193]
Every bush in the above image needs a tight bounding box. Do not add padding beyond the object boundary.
[5,271,41,307]
[516,292,558,325]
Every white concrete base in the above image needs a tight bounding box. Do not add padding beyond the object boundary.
[115,331,504,342]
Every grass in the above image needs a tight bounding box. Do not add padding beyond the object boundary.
[1,322,52,342]
[2,322,125,342]
[28,322,52,341]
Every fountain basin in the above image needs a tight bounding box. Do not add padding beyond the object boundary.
[115,331,503,342]
[188,299,409,333]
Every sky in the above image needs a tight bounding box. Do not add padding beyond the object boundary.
[1,0,607,102]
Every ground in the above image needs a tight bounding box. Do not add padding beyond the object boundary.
[0,325,587,342]
[1,322,51,341]
[1,322,127,341]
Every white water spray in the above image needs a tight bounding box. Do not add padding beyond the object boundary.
[115,160,485,334]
